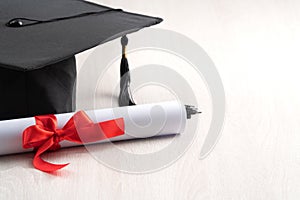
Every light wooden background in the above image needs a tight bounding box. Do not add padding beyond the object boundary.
[1,0,300,199]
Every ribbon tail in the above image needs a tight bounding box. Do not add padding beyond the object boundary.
[33,138,69,172]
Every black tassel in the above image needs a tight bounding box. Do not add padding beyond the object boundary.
[119,35,136,106]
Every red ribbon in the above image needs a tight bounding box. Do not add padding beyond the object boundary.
[23,111,124,172]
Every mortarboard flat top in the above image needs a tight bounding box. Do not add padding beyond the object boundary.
[0,0,162,71]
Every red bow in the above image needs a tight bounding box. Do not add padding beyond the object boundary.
[23,111,124,172]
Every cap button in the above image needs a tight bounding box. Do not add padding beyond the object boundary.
[6,19,24,27]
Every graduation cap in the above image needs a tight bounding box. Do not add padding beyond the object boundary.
[0,0,162,121]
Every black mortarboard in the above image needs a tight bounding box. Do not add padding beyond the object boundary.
[0,0,162,120]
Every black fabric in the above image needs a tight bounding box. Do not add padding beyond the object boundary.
[0,0,162,120]
[0,57,76,120]
[0,0,162,71]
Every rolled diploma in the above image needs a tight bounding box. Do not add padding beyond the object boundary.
[0,101,186,155]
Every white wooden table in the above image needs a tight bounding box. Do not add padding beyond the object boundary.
[1,0,300,199]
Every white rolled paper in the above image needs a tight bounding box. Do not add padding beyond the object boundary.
[0,101,187,155]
